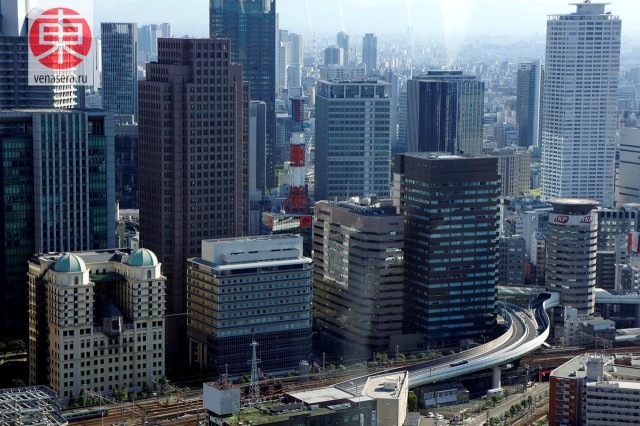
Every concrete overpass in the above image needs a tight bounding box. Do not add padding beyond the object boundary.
[336,293,560,393]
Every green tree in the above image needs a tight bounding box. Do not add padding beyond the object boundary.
[79,388,86,406]
[397,353,406,362]
[527,395,533,407]
[121,387,128,402]
[407,391,418,412]
[9,340,26,352]
[490,396,499,407]
[0,341,7,353]
[408,354,417,361]
[11,379,26,387]
[68,391,76,407]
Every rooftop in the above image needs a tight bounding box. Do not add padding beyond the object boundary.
[0,386,66,426]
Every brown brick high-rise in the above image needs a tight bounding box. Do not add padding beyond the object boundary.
[139,38,249,370]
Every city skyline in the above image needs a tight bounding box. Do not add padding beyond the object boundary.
[94,0,640,40]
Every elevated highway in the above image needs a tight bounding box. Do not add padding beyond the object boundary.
[336,293,561,393]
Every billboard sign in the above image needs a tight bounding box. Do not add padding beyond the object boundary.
[629,231,640,254]
[28,0,94,85]
[549,213,596,227]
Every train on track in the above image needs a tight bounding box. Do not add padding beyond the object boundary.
[62,406,109,422]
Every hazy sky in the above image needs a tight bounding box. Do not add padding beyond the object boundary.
[94,0,640,39]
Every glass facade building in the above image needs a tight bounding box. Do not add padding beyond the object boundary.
[101,23,138,121]
[406,71,484,156]
[314,79,392,202]
[393,153,500,346]
[210,0,276,188]
[0,110,115,337]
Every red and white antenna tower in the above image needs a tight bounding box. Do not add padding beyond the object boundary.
[281,132,312,214]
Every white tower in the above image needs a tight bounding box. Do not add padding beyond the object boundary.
[541,1,621,207]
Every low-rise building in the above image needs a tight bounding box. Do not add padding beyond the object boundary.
[204,372,409,426]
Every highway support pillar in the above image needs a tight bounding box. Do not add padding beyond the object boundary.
[492,366,501,389]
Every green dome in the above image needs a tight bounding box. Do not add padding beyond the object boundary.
[54,253,86,273]
[128,248,158,267]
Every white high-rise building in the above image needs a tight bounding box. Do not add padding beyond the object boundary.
[541,2,621,207]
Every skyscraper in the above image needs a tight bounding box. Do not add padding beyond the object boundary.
[315,79,392,201]
[139,37,249,366]
[616,126,640,205]
[394,153,500,346]
[406,71,484,155]
[516,61,543,148]
[545,199,599,323]
[541,2,621,207]
[323,46,344,66]
[337,31,350,65]
[210,0,276,188]
[0,109,115,337]
[101,23,138,121]
[362,33,378,74]
[137,23,171,62]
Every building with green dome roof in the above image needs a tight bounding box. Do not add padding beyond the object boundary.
[28,249,165,406]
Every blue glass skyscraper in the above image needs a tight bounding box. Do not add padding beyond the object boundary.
[210,0,276,188]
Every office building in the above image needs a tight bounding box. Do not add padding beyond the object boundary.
[249,101,267,197]
[315,79,391,201]
[550,354,640,426]
[0,0,77,109]
[617,126,640,205]
[497,236,526,286]
[396,88,408,153]
[541,2,621,207]
[337,31,350,66]
[210,0,276,188]
[516,61,542,148]
[545,199,598,323]
[186,236,312,376]
[0,109,115,338]
[114,120,139,210]
[486,146,531,197]
[586,381,640,425]
[139,38,249,366]
[277,30,290,97]
[406,71,484,155]
[101,23,138,121]
[27,249,166,404]
[362,33,377,74]
[323,46,344,66]
[288,33,303,91]
[393,153,500,346]
[313,200,404,357]
[319,65,366,81]
[137,23,171,62]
